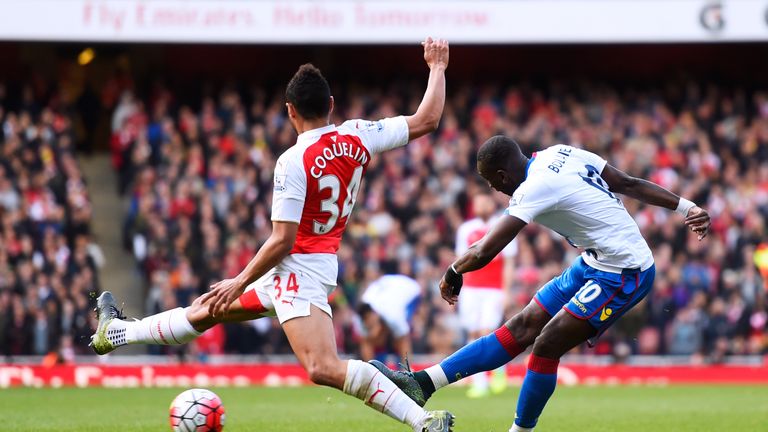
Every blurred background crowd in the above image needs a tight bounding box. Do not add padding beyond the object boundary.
[2,48,767,363]
[112,77,768,361]
[0,81,102,359]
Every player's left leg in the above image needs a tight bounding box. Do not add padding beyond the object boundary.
[510,310,595,432]
[371,300,550,408]
[90,281,274,354]
[380,261,586,406]
[282,305,453,432]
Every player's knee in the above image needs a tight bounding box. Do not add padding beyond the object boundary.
[305,366,333,386]
[186,299,215,328]
[505,315,533,347]
[506,309,545,348]
[305,358,341,386]
[531,325,565,359]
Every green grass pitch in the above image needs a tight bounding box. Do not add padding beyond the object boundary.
[3,385,767,431]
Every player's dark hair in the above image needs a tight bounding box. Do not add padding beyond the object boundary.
[285,63,331,120]
[477,135,523,170]
[356,302,374,318]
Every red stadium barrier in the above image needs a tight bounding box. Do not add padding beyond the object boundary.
[2,363,767,388]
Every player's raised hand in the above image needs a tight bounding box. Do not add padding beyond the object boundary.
[684,206,711,240]
[422,37,449,70]
[200,277,246,317]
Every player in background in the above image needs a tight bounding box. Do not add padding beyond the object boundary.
[357,274,422,363]
[373,136,711,432]
[454,193,516,398]
[91,38,453,432]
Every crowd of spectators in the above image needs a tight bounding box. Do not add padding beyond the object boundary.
[0,81,102,360]
[115,77,768,361]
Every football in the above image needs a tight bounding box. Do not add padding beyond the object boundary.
[169,388,226,432]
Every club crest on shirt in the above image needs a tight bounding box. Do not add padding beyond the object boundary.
[274,174,287,192]
[509,193,524,207]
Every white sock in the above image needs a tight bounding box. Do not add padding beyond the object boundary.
[122,307,202,345]
[424,364,450,391]
[510,424,534,432]
[343,360,427,431]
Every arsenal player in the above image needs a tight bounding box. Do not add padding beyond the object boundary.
[91,38,454,432]
[455,193,516,397]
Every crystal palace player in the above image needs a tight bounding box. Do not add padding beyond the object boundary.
[373,136,711,432]
[91,38,453,432]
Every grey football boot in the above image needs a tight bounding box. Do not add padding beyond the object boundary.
[369,359,433,407]
[89,291,128,355]
[420,410,455,432]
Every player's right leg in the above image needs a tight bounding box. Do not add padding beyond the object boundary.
[371,259,586,406]
[281,302,454,432]
[90,281,274,355]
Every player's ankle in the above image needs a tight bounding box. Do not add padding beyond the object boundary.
[413,370,436,398]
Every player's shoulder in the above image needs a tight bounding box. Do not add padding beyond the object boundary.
[277,141,304,159]
[510,168,558,208]
[275,147,297,167]
[534,143,575,160]
[275,145,308,175]
[539,143,602,162]
[516,167,552,191]
[527,144,586,179]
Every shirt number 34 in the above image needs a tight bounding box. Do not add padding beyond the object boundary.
[274,273,299,305]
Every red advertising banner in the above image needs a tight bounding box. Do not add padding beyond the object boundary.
[2,363,767,388]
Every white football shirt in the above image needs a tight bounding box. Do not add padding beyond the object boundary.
[271,117,409,285]
[505,144,654,274]
[361,274,421,338]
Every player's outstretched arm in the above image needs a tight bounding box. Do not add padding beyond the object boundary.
[601,164,710,240]
[201,221,298,316]
[439,215,526,304]
[405,37,449,140]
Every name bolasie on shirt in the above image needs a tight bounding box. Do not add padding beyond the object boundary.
[547,146,572,173]
[309,138,369,179]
